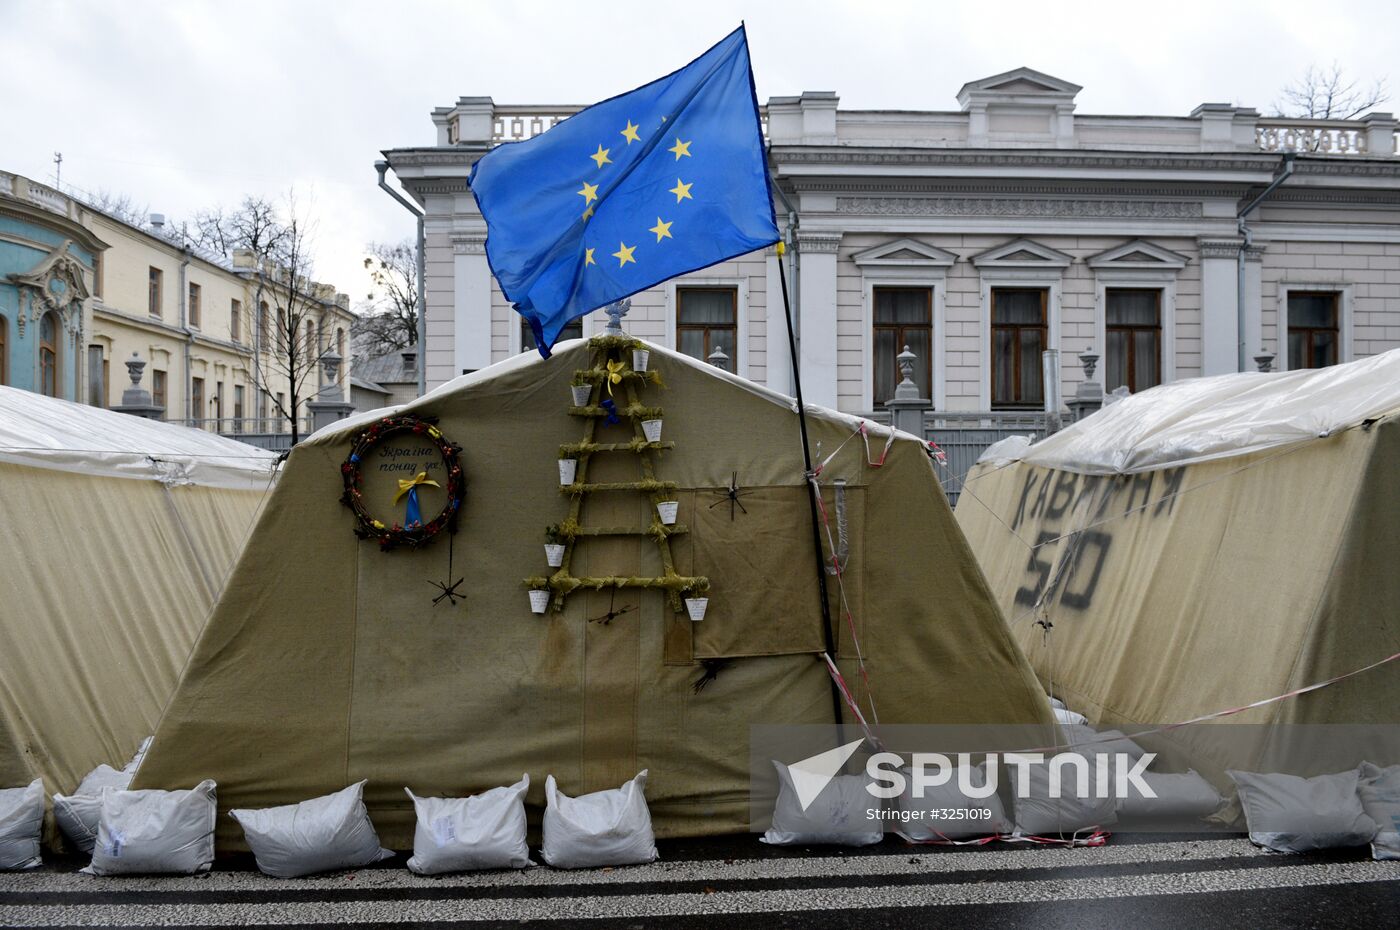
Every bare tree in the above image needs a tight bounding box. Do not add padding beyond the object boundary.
[352,239,419,358]
[247,202,333,445]
[82,189,150,227]
[172,196,291,264]
[1274,63,1389,120]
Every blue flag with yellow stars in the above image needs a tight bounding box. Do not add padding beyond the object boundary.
[468,25,779,357]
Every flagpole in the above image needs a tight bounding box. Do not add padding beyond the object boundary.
[775,241,846,726]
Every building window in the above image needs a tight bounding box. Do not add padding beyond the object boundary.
[1105,288,1162,394]
[1288,291,1340,370]
[93,252,103,299]
[676,286,737,372]
[233,384,245,434]
[231,300,242,343]
[214,380,224,427]
[0,315,7,386]
[188,282,202,328]
[991,287,1048,408]
[259,301,270,349]
[148,267,163,317]
[521,316,583,353]
[39,312,59,397]
[275,392,285,433]
[152,369,167,409]
[87,345,107,407]
[336,326,346,361]
[191,376,205,426]
[872,286,932,406]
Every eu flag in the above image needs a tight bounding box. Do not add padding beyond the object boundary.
[468,25,779,357]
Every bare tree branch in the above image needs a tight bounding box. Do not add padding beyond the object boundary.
[352,238,419,359]
[1274,62,1390,120]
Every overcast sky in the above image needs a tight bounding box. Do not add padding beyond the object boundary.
[3,0,1396,309]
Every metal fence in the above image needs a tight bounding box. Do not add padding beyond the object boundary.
[865,409,1051,507]
[180,417,316,453]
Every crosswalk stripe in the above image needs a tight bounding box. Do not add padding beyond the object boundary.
[0,860,1394,926]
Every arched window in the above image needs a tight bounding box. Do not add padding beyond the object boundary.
[0,314,7,386]
[336,327,345,359]
[40,312,59,397]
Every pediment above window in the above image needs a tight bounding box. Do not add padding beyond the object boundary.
[1086,240,1190,270]
[970,238,1072,268]
[957,68,1082,110]
[852,238,957,269]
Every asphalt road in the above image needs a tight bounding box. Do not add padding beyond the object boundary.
[2,834,1397,928]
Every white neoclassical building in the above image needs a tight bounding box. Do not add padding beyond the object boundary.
[382,68,1400,419]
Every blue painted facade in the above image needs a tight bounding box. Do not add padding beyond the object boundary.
[0,201,100,401]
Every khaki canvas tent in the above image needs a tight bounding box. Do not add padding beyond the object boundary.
[134,337,1050,848]
[0,386,277,800]
[955,350,1400,771]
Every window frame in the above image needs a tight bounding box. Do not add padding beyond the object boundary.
[148,266,163,317]
[152,368,167,410]
[520,315,583,353]
[231,299,242,343]
[674,285,740,373]
[1104,287,1164,394]
[39,312,59,397]
[191,376,205,427]
[989,286,1050,409]
[1284,288,1342,371]
[870,285,933,407]
[188,281,202,328]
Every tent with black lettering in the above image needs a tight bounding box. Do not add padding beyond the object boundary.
[0,387,276,804]
[955,350,1400,755]
[133,335,1051,849]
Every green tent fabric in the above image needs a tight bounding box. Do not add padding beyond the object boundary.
[134,338,1050,849]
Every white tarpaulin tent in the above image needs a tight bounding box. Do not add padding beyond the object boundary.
[0,386,278,816]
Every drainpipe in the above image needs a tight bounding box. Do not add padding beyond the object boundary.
[1236,153,1295,371]
[177,246,192,422]
[376,160,426,397]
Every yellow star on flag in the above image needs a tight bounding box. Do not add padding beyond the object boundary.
[612,241,637,267]
[621,120,641,144]
[577,181,599,205]
[589,144,612,168]
[669,179,693,203]
[582,204,595,220]
[584,247,596,266]
[649,217,673,242]
[668,138,692,160]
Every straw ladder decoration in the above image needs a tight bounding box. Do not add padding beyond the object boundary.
[525,336,709,613]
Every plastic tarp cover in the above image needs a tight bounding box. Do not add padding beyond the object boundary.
[0,386,277,490]
[977,348,1400,475]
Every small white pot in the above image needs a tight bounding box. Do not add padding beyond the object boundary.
[528,589,551,614]
[558,458,577,486]
[656,500,679,525]
[632,348,650,372]
[684,597,709,622]
[642,419,663,443]
[544,543,565,567]
[570,384,592,406]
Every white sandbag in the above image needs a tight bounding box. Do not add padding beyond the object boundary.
[1010,758,1118,837]
[761,760,883,847]
[1228,769,1377,853]
[0,779,44,870]
[895,765,1010,842]
[405,776,531,874]
[541,770,659,868]
[1047,695,1067,711]
[1118,770,1223,821]
[53,764,133,854]
[1356,762,1400,861]
[230,781,393,878]
[82,780,217,875]
[1052,706,1088,726]
[1056,725,1147,763]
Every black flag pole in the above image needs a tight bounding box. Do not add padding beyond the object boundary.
[774,239,847,727]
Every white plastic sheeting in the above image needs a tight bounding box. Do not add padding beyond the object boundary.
[976,348,1400,476]
[0,386,278,490]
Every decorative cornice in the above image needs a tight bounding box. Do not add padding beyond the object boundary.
[1198,238,1244,259]
[450,233,488,254]
[775,149,1285,173]
[796,231,842,253]
[836,196,1202,218]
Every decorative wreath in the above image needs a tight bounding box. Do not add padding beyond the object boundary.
[339,415,465,550]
